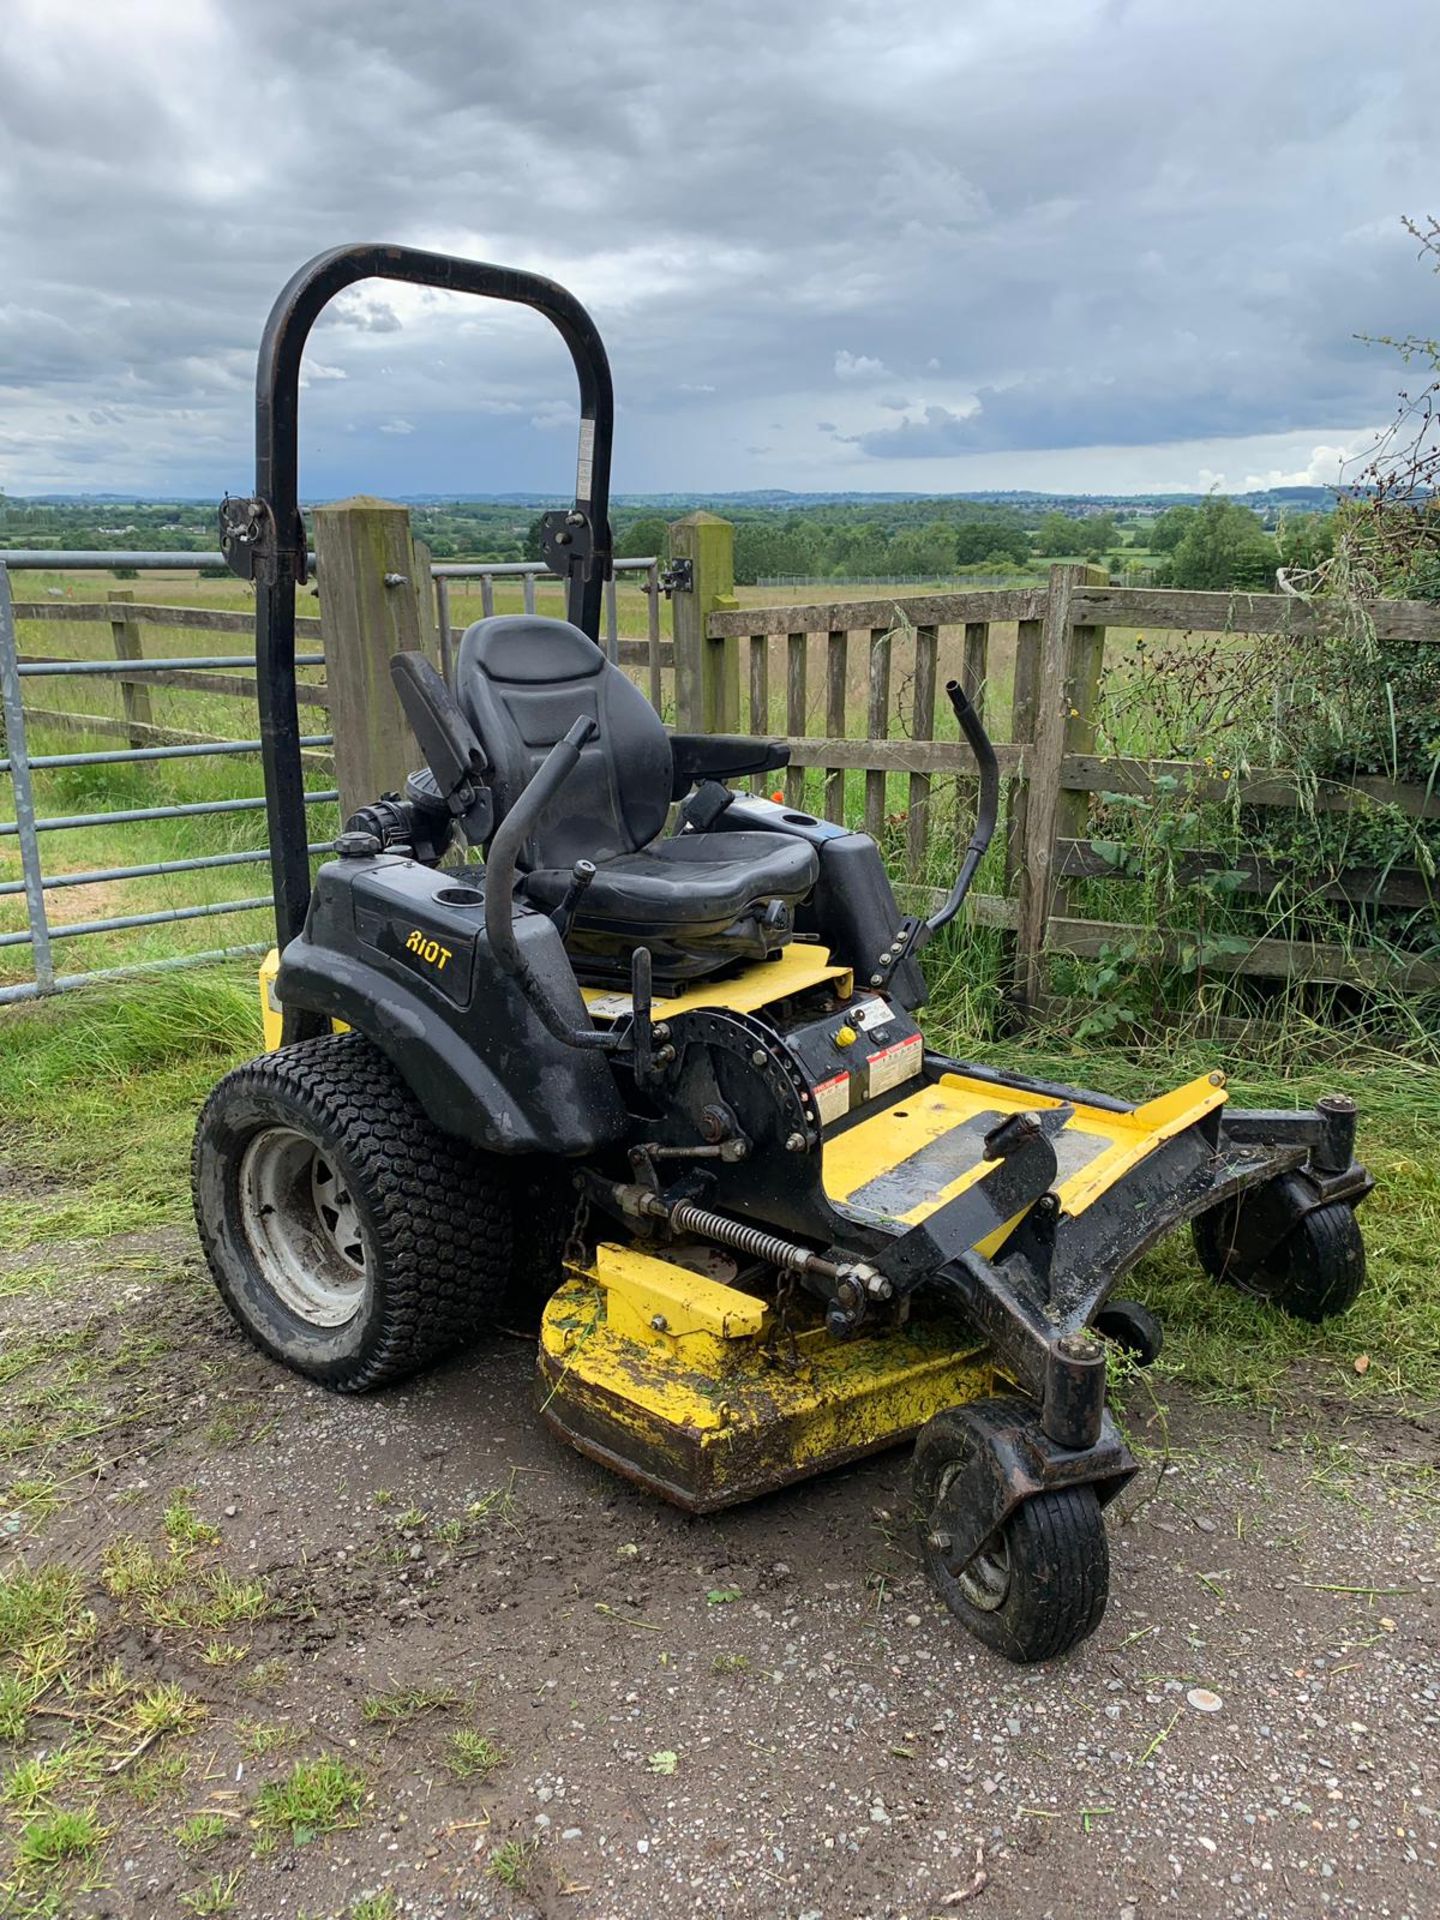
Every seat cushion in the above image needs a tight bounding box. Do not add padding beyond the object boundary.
[525,831,819,932]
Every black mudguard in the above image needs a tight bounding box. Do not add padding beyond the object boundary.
[277,856,628,1157]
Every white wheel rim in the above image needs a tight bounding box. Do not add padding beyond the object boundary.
[956,1534,1011,1612]
[933,1460,1012,1612]
[239,1126,368,1328]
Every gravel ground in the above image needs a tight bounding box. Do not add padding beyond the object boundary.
[0,1226,1436,1920]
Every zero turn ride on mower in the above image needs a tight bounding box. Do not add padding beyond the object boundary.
[194,246,1373,1663]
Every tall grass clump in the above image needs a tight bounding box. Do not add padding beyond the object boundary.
[0,967,262,1247]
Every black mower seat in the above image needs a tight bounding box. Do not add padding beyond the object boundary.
[523,830,817,932]
[455,614,818,975]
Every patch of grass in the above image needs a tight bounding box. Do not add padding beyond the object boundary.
[199,1641,247,1669]
[360,1684,458,1728]
[463,1472,522,1533]
[488,1836,537,1890]
[164,1493,221,1551]
[100,1537,268,1634]
[445,1730,505,1782]
[237,1721,297,1758]
[0,971,261,1252]
[114,1751,189,1809]
[12,1805,106,1877]
[0,1676,33,1745]
[711,1653,750,1675]
[132,1682,205,1738]
[1,1745,102,1819]
[237,1659,287,1697]
[0,1566,87,1663]
[348,1893,398,1920]
[0,1565,94,1746]
[175,1812,230,1854]
[178,1868,244,1915]
[253,1756,366,1844]
[0,1261,70,1303]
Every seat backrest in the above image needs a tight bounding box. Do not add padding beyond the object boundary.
[456,615,673,869]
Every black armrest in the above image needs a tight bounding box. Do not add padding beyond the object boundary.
[668,732,790,800]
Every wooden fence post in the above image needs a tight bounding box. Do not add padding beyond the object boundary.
[312,496,438,820]
[1011,563,1108,1016]
[109,588,151,747]
[670,512,739,732]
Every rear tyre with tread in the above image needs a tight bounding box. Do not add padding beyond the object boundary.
[1192,1195,1365,1324]
[914,1400,1110,1664]
[193,1031,512,1391]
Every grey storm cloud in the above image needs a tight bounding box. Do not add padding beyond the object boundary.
[0,0,1437,496]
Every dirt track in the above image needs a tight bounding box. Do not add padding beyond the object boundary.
[1,1223,1436,1920]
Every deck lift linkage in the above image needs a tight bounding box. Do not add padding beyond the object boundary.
[193,245,1372,1662]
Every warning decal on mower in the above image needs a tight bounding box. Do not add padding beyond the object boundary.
[813,1070,852,1128]
[852,996,897,1033]
[867,1032,923,1097]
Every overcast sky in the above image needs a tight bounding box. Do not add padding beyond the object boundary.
[1,0,1436,501]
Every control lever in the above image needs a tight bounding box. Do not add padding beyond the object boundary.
[551,859,596,937]
[876,679,1000,987]
[629,944,655,1081]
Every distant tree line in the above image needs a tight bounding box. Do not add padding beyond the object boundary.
[1,489,1343,595]
[1149,500,1334,592]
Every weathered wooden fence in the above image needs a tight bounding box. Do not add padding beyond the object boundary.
[7,502,1438,1021]
[695,530,1440,1017]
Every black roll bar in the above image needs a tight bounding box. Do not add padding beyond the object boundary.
[240,243,615,951]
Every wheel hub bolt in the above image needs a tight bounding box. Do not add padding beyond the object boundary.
[785,1131,807,1153]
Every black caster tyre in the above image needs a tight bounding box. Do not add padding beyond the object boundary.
[1094,1298,1163,1366]
[192,1031,513,1391]
[1192,1195,1365,1324]
[914,1398,1110,1664]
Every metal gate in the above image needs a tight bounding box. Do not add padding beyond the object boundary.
[0,551,662,1007]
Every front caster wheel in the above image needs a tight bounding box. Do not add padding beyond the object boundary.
[1192,1194,1365,1323]
[1094,1298,1163,1366]
[914,1399,1110,1663]
[193,1031,514,1391]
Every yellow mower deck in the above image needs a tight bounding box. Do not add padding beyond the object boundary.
[538,1244,997,1511]
[538,952,1228,1513]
